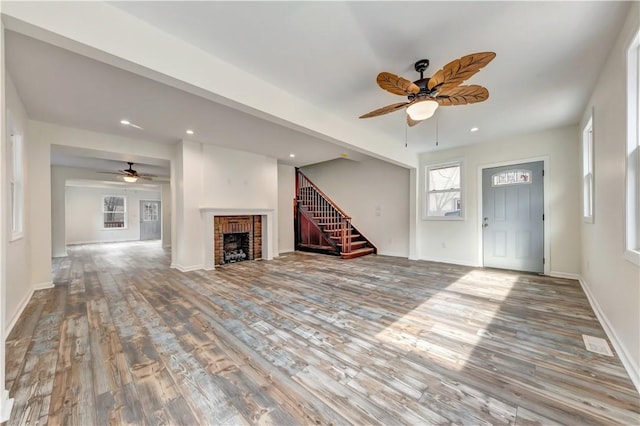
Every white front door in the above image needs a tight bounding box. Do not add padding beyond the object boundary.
[482,161,544,273]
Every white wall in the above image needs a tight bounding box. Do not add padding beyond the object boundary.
[579,2,640,390]
[172,141,280,270]
[171,140,203,270]
[4,72,37,331]
[301,157,411,257]
[277,164,295,253]
[418,125,581,275]
[0,14,15,419]
[161,182,171,248]
[200,144,278,209]
[65,185,160,245]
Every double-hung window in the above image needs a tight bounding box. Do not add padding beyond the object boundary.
[425,161,463,219]
[9,126,24,240]
[583,115,594,222]
[626,29,640,264]
[103,195,126,229]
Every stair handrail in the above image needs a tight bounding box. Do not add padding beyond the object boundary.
[296,168,351,220]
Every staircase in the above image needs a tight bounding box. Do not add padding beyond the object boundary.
[295,168,376,259]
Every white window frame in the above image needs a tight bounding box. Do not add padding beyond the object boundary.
[424,160,464,220]
[582,114,594,223]
[626,29,640,265]
[8,123,24,241]
[102,195,127,230]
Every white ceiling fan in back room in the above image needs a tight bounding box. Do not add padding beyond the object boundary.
[359,52,496,126]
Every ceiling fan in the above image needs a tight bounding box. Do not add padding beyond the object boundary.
[97,162,156,183]
[359,52,496,126]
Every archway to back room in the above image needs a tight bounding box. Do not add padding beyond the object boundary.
[50,145,172,257]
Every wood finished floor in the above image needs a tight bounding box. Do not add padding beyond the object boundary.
[5,242,639,425]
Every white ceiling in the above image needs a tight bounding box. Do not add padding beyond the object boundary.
[3,1,631,175]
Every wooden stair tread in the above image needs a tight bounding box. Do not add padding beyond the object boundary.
[296,169,377,258]
[337,241,367,247]
[340,247,375,259]
[330,235,361,240]
[298,243,337,251]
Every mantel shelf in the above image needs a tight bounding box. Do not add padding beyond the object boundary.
[200,208,274,214]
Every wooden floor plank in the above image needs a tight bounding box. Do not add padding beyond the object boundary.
[4,242,639,425]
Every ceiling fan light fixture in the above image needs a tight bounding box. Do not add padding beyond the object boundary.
[123,175,138,183]
[406,100,439,121]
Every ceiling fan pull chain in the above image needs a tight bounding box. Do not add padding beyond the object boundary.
[436,115,439,147]
[405,120,408,148]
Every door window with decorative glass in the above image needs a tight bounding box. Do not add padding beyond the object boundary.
[142,201,159,222]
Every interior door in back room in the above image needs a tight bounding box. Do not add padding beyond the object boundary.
[140,200,161,241]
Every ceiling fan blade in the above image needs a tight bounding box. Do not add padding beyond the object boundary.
[435,85,489,106]
[97,171,125,175]
[407,115,423,127]
[427,52,496,91]
[136,173,157,178]
[359,101,410,119]
[376,72,420,96]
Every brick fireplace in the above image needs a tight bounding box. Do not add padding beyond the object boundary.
[213,215,262,265]
[200,208,274,270]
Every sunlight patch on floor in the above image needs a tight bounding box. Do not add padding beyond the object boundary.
[374,270,517,370]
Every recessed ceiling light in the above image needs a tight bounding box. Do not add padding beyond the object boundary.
[186,129,194,135]
[120,119,143,130]
[470,127,479,132]
[289,153,295,158]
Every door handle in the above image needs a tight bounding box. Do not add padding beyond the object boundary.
[483,217,489,228]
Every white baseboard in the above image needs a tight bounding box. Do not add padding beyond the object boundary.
[419,256,480,267]
[33,281,54,291]
[5,288,34,338]
[170,264,204,272]
[0,390,14,422]
[579,276,640,393]
[377,250,409,258]
[4,281,53,337]
[549,271,580,280]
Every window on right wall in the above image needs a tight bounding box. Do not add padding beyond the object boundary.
[582,115,594,223]
[625,28,640,265]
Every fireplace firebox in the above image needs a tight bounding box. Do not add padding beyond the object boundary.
[223,232,250,263]
[213,215,262,266]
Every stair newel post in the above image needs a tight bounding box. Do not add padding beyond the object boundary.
[294,168,300,249]
[341,217,346,253]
